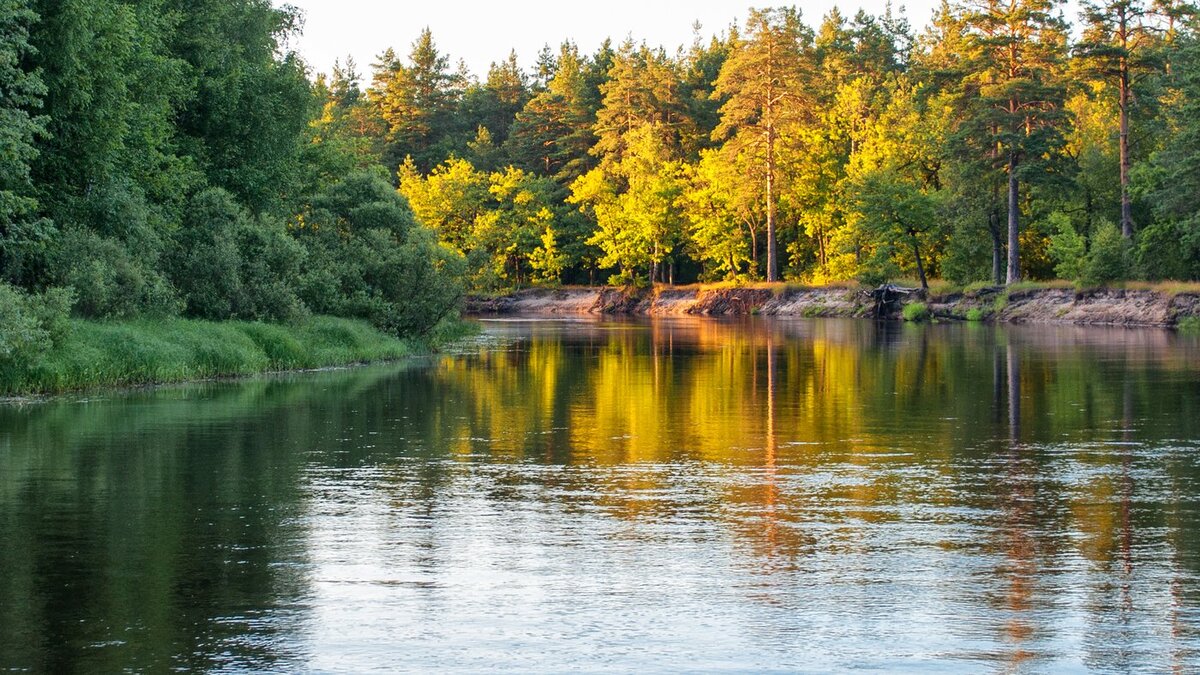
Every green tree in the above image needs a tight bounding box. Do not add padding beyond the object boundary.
[713,7,814,281]
[369,28,466,172]
[505,42,599,183]
[571,125,685,285]
[1076,0,1172,237]
[958,0,1071,284]
[0,0,47,284]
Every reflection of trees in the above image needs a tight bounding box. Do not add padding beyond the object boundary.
[4,319,1200,669]
[0,366,422,671]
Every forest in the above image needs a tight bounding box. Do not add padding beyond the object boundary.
[3,0,1200,358]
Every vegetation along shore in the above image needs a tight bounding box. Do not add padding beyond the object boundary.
[6,1,1200,393]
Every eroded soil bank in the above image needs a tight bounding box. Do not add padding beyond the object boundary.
[466,285,1200,327]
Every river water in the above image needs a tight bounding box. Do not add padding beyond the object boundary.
[2,317,1199,672]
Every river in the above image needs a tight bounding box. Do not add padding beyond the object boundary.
[2,317,1199,672]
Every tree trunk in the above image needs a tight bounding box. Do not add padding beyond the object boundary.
[911,232,928,291]
[1006,152,1021,285]
[1119,47,1134,238]
[766,125,779,282]
[988,206,1003,285]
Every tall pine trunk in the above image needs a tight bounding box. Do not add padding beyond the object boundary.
[765,122,779,282]
[989,207,1004,286]
[1006,151,1021,285]
[1119,51,1134,238]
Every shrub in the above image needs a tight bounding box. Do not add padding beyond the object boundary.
[50,227,181,319]
[1178,316,1200,333]
[297,173,466,338]
[169,188,307,322]
[965,308,985,322]
[0,283,73,365]
[1135,221,1200,281]
[902,302,930,322]
[1047,212,1086,281]
[1082,221,1132,287]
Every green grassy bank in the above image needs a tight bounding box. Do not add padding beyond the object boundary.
[0,316,433,397]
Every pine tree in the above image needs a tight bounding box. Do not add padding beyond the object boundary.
[369,28,465,172]
[713,8,814,281]
[959,0,1071,284]
[1076,0,1174,237]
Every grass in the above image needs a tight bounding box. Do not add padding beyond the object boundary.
[1121,280,1200,295]
[902,302,930,322]
[1,316,429,396]
[965,308,986,322]
[1177,316,1200,333]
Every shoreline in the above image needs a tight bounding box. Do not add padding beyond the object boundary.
[0,316,440,399]
[465,284,1200,328]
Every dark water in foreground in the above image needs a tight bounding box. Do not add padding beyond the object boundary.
[2,318,1200,673]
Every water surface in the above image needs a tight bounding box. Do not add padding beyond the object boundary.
[2,318,1200,672]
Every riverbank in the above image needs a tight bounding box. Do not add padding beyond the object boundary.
[0,316,433,397]
[465,283,1200,328]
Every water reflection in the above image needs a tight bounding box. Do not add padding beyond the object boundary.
[2,318,1199,671]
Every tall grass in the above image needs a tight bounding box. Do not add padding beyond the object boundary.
[1,316,421,396]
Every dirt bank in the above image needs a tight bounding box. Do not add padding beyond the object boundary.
[464,285,1200,328]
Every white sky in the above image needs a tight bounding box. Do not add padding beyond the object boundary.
[278,1,948,80]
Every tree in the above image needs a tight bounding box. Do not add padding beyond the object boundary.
[570,125,685,285]
[713,8,814,281]
[959,0,1071,284]
[506,43,598,183]
[593,40,696,164]
[0,0,47,284]
[397,157,490,253]
[1076,0,1173,237]
[680,150,759,280]
[854,170,941,289]
[369,28,465,171]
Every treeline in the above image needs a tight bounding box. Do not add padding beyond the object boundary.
[0,0,462,367]
[4,1,1200,357]
[313,1,1200,289]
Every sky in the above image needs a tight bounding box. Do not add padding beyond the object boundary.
[277,0,947,79]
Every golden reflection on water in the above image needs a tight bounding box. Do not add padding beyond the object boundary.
[3,317,1200,671]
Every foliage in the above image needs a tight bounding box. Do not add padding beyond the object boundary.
[0,282,70,365]
[1081,220,1132,286]
[1047,212,1087,281]
[168,188,306,321]
[902,302,930,322]
[5,0,1200,381]
[299,171,465,336]
[50,226,180,319]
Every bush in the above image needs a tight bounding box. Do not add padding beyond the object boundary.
[297,172,466,338]
[965,308,985,322]
[0,283,73,365]
[50,227,181,319]
[902,302,930,322]
[1047,212,1086,281]
[1136,221,1200,281]
[1178,316,1200,333]
[1081,221,1132,287]
[169,188,307,322]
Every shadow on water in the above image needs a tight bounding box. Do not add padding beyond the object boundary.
[2,318,1200,671]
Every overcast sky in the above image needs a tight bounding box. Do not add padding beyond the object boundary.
[277,1,948,79]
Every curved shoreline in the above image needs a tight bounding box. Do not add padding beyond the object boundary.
[466,285,1200,328]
